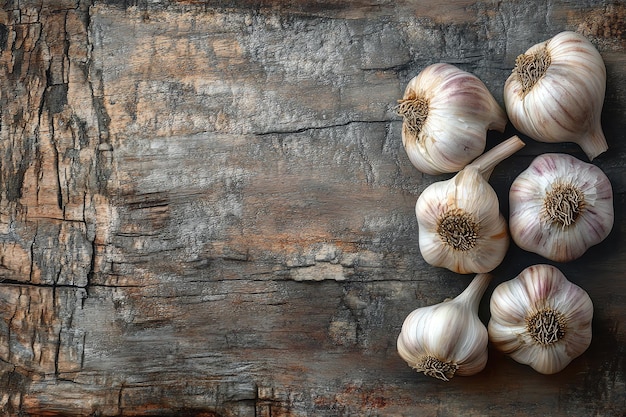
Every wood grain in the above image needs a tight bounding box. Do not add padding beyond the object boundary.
[0,0,624,415]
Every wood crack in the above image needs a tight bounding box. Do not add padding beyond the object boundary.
[253,119,392,136]
[0,278,88,290]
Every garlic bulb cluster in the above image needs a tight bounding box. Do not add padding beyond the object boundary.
[416,136,524,274]
[504,31,608,160]
[398,63,507,175]
[395,31,612,382]
[488,264,593,374]
[509,153,614,262]
[397,273,491,381]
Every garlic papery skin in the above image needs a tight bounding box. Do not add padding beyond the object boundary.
[509,153,614,262]
[397,273,491,381]
[398,63,507,175]
[416,136,525,274]
[488,264,593,375]
[503,31,608,160]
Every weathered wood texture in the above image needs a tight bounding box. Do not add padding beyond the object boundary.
[0,0,625,415]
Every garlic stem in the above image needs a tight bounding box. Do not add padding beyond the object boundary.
[468,135,525,179]
[579,128,609,161]
[455,273,492,312]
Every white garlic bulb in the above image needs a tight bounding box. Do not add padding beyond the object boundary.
[509,153,614,262]
[488,264,593,374]
[416,136,525,274]
[398,63,508,175]
[397,273,491,381]
[504,31,608,160]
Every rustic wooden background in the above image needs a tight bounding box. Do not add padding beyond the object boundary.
[0,0,624,415]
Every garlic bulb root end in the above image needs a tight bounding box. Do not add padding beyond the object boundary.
[526,307,566,346]
[397,92,430,136]
[413,356,459,381]
[513,44,551,98]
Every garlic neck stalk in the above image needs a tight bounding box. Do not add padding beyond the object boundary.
[453,271,491,313]
[468,135,525,180]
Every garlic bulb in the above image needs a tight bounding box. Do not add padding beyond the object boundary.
[397,63,507,175]
[504,31,608,160]
[509,153,614,262]
[488,264,593,374]
[416,136,525,274]
[397,273,491,381]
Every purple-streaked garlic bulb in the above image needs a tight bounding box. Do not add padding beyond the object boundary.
[489,264,593,374]
[504,31,608,160]
[398,63,507,175]
[509,153,613,262]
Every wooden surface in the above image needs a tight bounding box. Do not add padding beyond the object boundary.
[0,0,625,415]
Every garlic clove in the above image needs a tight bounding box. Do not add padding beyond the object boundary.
[488,264,593,374]
[416,136,524,274]
[509,153,614,262]
[504,31,608,160]
[505,340,571,376]
[397,273,491,381]
[399,63,508,174]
